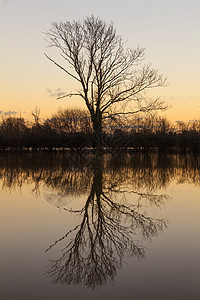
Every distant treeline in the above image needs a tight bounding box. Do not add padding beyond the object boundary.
[0,108,200,153]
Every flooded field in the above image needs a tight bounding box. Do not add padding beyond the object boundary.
[0,153,199,300]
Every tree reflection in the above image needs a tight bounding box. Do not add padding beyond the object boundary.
[2,153,200,287]
[1,153,200,193]
[45,157,168,288]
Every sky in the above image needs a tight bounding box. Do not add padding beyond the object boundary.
[0,0,199,122]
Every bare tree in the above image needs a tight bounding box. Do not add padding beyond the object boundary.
[31,106,41,126]
[44,16,167,152]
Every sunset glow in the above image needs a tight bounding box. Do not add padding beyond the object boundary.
[1,0,199,122]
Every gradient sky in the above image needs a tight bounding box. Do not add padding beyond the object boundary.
[1,0,199,122]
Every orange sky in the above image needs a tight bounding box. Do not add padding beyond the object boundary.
[0,0,199,123]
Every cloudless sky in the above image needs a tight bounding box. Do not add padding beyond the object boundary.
[0,0,199,122]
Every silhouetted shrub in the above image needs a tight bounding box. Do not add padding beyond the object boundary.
[0,112,200,153]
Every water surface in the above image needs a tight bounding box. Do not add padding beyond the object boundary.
[0,153,199,299]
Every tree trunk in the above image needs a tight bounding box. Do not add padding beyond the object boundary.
[92,111,103,154]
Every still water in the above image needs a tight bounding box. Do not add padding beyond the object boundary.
[0,153,199,300]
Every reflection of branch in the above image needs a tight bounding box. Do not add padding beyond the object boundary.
[45,163,168,288]
[45,224,81,253]
[101,192,167,239]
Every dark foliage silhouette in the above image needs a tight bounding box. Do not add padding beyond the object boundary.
[1,113,200,153]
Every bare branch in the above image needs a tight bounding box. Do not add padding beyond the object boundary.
[44,53,81,83]
[56,92,84,100]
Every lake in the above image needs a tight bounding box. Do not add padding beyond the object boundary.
[0,153,199,300]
